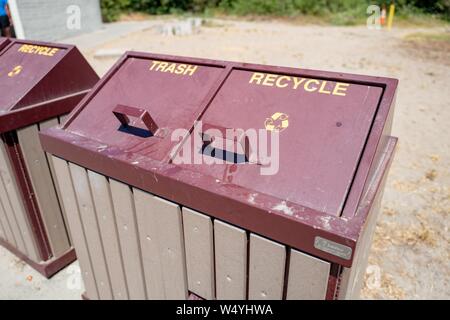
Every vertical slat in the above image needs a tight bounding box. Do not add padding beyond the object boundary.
[110,180,146,300]
[134,189,165,300]
[0,185,17,246]
[0,178,22,250]
[17,124,70,257]
[134,189,188,300]
[182,208,215,300]
[40,118,72,246]
[286,249,330,300]
[51,157,99,300]
[0,140,37,260]
[88,170,128,300]
[0,203,7,240]
[47,155,73,245]
[248,234,286,300]
[69,163,113,300]
[0,181,40,261]
[214,220,247,300]
[338,267,352,300]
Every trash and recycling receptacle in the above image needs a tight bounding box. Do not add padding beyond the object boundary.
[0,39,99,278]
[40,52,398,299]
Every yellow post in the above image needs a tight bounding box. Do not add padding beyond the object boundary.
[387,3,396,30]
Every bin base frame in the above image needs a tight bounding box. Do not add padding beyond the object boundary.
[0,238,76,278]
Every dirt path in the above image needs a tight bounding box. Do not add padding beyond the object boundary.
[82,18,450,299]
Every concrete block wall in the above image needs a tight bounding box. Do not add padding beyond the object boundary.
[10,0,102,41]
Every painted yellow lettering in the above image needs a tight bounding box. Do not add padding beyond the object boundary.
[333,83,350,96]
[149,60,160,71]
[156,62,168,72]
[175,64,186,74]
[165,63,176,73]
[292,77,306,90]
[276,76,291,88]
[249,73,265,85]
[17,45,58,57]
[318,81,332,94]
[184,64,198,76]
[18,45,28,53]
[304,79,320,92]
[263,74,277,87]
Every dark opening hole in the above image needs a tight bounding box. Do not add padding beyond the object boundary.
[201,144,248,164]
[118,124,153,138]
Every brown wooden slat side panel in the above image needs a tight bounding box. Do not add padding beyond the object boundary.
[0,139,39,261]
[18,123,70,257]
[69,163,113,300]
[286,249,330,300]
[0,201,8,241]
[3,132,50,261]
[0,143,27,255]
[248,234,286,300]
[51,157,99,300]
[0,177,18,247]
[214,220,248,300]
[134,189,188,300]
[88,170,129,300]
[41,118,73,247]
[110,180,146,300]
[134,189,166,299]
[57,163,338,301]
[183,208,215,300]
[47,154,72,246]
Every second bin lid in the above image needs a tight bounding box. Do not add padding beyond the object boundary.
[0,40,98,133]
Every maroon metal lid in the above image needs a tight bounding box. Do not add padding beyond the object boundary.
[40,52,398,267]
[66,55,226,161]
[0,39,98,133]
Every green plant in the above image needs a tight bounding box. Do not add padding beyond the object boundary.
[100,0,130,22]
[99,0,450,22]
[226,0,294,16]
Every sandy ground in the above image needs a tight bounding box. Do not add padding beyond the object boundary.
[0,248,83,299]
[1,18,448,300]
